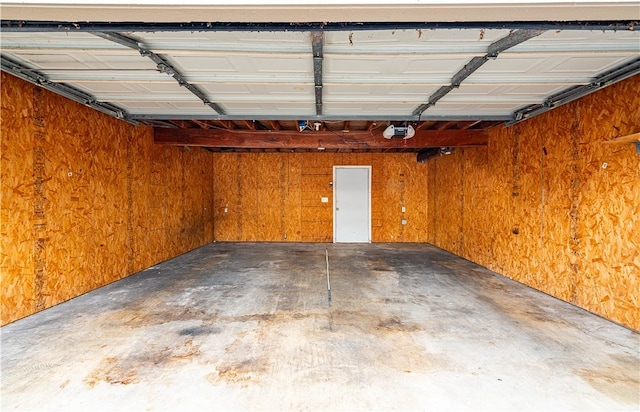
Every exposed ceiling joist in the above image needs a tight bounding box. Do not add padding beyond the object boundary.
[242,120,256,131]
[267,121,281,131]
[154,128,488,150]
[191,120,211,129]
[93,31,226,115]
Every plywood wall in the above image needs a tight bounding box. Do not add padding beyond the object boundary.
[1,72,36,322]
[1,73,215,325]
[212,152,429,243]
[428,74,640,331]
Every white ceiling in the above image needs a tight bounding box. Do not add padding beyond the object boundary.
[2,1,639,23]
[1,2,639,125]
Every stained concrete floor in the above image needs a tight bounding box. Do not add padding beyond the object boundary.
[1,243,639,411]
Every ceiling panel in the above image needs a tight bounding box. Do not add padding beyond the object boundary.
[4,51,156,71]
[221,102,316,117]
[168,54,313,76]
[198,83,314,96]
[322,101,424,116]
[324,29,511,54]
[0,31,129,50]
[509,29,640,53]
[467,54,639,90]
[324,84,442,97]
[138,30,312,53]
[325,55,477,77]
[118,100,220,116]
[444,83,570,101]
[1,23,639,125]
[424,102,524,117]
[70,81,183,95]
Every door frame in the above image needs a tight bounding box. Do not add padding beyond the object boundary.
[333,165,372,243]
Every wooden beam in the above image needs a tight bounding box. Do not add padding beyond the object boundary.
[215,120,235,130]
[154,128,488,150]
[168,120,189,128]
[460,120,482,130]
[267,120,281,131]
[242,120,257,131]
[416,121,436,131]
[436,121,456,130]
[367,121,386,133]
[191,119,211,129]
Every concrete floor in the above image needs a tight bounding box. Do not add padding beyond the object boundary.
[1,243,639,411]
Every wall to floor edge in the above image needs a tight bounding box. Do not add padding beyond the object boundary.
[211,152,429,243]
[1,73,216,325]
[428,74,640,331]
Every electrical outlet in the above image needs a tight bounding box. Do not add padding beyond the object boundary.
[401,206,406,213]
[401,219,407,225]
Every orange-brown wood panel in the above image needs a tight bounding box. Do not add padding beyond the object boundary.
[164,147,185,256]
[255,154,285,241]
[573,75,640,329]
[1,73,36,324]
[239,153,259,241]
[538,108,577,302]
[283,154,302,241]
[508,122,545,290]
[204,152,216,243]
[460,147,492,267]
[300,154,334,242]
[131,129,158,273]
[432,153,464,255]
[428,74,640,330]
[374,156,402,242]
[395,155,428,242]
[1,74,216,325]
[211,152,429,243]
[183,148,208,250]
[213,153,241,241]
[90,116,130,289]
[485,126,515,277]
[426,161,437,245]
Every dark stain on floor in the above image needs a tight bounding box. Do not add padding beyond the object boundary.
[577,354,640,404]
[213,357,271,386]
[377,316,422,332]
[84,338,201,387]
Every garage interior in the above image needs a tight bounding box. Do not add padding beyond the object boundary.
[1,1,639,410]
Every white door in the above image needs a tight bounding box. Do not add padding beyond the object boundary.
[334,166,371,243]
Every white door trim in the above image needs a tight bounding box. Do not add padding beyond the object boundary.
[333,165,372,243]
